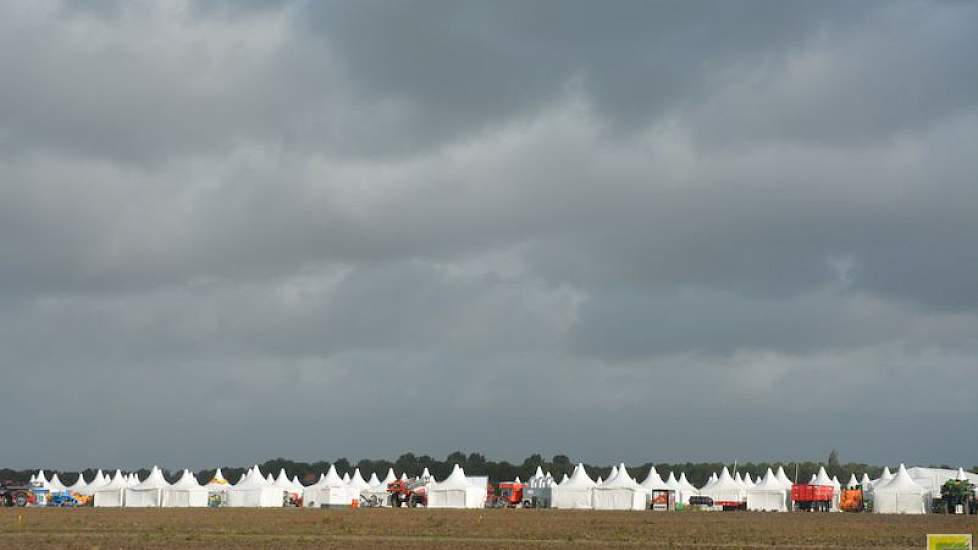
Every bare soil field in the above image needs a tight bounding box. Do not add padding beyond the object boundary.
[1,508,975,549]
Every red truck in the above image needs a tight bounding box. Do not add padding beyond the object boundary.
[791,484,835,511]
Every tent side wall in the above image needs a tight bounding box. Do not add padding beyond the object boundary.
[124,489,163,508]
[93,489,125,508]
[552,487,593,509]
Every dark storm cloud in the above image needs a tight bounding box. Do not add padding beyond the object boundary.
[1,0,977,470]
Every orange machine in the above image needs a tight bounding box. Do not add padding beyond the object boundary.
[488,481,526,508]
[840,489,864,512]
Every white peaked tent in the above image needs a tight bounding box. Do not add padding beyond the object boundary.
[291,476,304,493]
[421,467,432,480]
[592,464,647,510]
[747,468,788,512]
[266,473,275,484]
[595,476,603,485]
[79,470,108,496]
[274,469,300,497]
[94,470,129,507]
[128,473,139,487]
[164,470,208,508]
[640,467,668,492]
[734,471,746,489]
[847,474,859,489]
[48,474,67,493]
[860,473,872,490]
[383,468,397,485]
[907,467,978,499]
[873,467,894,490]
[35,470,49,489]
[229,465,284,508]
[427,465,484,509]
[553,463,595,509]
[609,465,619,480]
[400,473,408,481]
[874,464,925,514]
[304,465,356,508]
[664,472,682,500]
[701,467,746,504]
[68,473,88,494]
[348,468,370,498]
[533,466,545,480]
[743,472,755,488]
[559,473,569,484]
[677,472,699,504]
[342,472,351,484]
[125,466,170,507]
[29,473,37,484]
[775,466,792,491]
[813,467,832,486]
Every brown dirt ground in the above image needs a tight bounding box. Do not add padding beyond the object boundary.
[0,508,975,549]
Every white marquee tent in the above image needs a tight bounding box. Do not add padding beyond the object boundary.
[303,465,356,508]
[700,467,746,504]
[78,470,108,496]
[228,466,284,508]
[592,463,647,511]
[906,467,978,500]
[677,473,699,504]
[347,468,370,499]
[48,474,67,493]
[125,466,170,508]
[552,463,596,509]
[874,464,925,514]
[68,473,89,494]
[775,466,792,491]
[164,470,209,508]
[746,468,788,512]
[427,465,484,509]
[93,470,129,507]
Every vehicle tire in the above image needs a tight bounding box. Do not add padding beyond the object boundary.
[14,492,28,507]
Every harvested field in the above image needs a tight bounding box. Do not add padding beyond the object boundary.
[0,508,975,549]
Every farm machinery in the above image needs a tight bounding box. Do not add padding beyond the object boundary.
[791,484,835,512]
[840,488,864,512]
[487,481,527,508]
[0,480,37,507]
[387,478,428,507]
[931,479,977,514]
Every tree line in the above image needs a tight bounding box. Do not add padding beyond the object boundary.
[4,449,975,487]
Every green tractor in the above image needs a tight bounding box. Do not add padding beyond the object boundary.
[931,479,977,514]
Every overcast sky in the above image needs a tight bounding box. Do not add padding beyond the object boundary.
[3,1,978,470]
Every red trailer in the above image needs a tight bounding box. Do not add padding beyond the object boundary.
[791,484,835,511]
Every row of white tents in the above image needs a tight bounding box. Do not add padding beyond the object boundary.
[549,463,976,513]
[29,462,975,513]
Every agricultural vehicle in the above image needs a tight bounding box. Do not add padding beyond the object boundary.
[387,478,427,508]
[0,480,36,507]
[487,481,527,508]
[840,489,864,512]
[931,479,977,514]
[47,490,80,508]
[791,484,835,512]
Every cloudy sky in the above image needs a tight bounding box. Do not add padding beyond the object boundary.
[3,0,977,470]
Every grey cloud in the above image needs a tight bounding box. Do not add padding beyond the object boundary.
[2,0,978,469]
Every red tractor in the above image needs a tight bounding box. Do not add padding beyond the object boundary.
[487,481,527,508]
[387,478,428,507]
[0,480,36,507]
